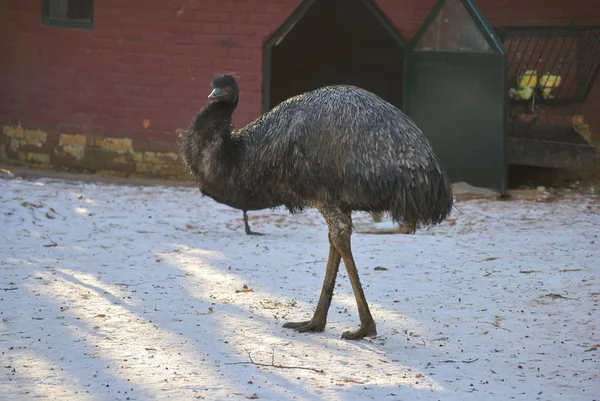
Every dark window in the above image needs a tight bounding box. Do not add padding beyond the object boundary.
[42,0,94,29]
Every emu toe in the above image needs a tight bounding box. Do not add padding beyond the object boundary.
[341,322,377,340]
[245,229,266,236]
[282,319,326,333]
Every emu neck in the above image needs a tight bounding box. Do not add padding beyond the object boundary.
[192,100,237,142]
[183,95,278,212]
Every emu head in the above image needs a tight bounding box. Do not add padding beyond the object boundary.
[209,73,239,105]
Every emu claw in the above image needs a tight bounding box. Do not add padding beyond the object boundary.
[283,320,325,333]
[245,230,265,236]
[341,323,377,340]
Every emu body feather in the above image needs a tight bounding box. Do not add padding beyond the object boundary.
[181,83,453,228]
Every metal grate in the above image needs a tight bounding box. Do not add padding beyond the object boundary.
[496,25,600,104]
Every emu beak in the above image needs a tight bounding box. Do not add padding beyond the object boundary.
[208,88,222,100]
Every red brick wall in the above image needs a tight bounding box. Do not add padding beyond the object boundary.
[0,0,305,151]
[1,0,600,173]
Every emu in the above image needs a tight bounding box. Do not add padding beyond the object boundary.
[180,73,453,339]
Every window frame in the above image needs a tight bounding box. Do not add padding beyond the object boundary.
[42,0,94,29]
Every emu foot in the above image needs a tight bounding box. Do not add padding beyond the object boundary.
[282,319,326,333]
[245,229,266,236]
[243,211,264,236]
[341,322,377,340]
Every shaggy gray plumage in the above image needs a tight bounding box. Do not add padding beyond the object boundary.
[181,74,453,227]
[180,73,454,339]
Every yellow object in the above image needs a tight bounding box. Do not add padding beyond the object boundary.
[572,114,585,127]
[514,86,534,100]
[538,73,562,99]
[518,70,538,88]
[539,73,561,88]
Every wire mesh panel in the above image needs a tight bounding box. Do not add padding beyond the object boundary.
[496,25,599,169]
[496,25,600,104]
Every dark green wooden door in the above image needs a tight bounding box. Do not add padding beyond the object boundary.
[404,52,507,192]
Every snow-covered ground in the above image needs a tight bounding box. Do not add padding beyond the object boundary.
[1,175,599,401]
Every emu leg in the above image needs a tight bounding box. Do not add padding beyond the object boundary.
[283,239,341,332]
[321,208,376,340]
[332,228,377,339]
[243,210,264,236]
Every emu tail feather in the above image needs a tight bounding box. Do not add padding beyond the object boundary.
[389,165,453,229]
